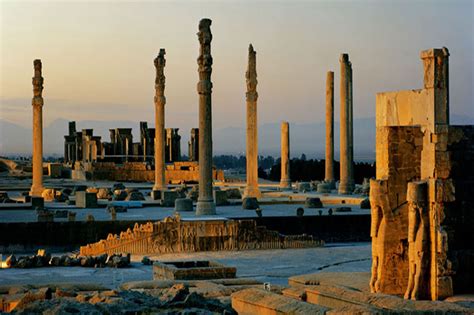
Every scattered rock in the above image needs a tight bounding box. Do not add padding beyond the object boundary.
[5,254,17,268]
[126,191,145,201]
[97,188,112,199]
[225,188,242,199]
[112,183,126,192]
[334,207,352,213]
[113,189,127,201]
[174,198,193,212]
[86,214,95,222]
[107,204,127,213]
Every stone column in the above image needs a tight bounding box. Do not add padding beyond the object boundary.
[153,49,166,192]
[279,121,291,190]
[325,71,335,188]
[196,18,216,215]
[338,53,354,194]
[244,44,261,198]
[30,59,45,196]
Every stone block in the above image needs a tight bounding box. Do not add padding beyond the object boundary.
[242,197,259,210]
[231,288,327,315]
[213,190,228,206]
[296,182,311,192]
[75,191,98,208]
[317,183,331,193]
[161,190,179,207]
[174,198,193,212]
[153,260,236,281]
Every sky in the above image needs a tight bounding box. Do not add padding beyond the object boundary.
[0,0,473,154]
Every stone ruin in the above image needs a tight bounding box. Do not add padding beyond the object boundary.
[370,47,474,300]
[64,121,183,164]
[80,215,323,256]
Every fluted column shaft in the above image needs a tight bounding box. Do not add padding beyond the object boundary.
[31,59,44,197]
[280,121,291,190]
[325,71,335,185]
[244,44,261,198]
[196,18,216,215]
[153,49,166,191]
[339,53,355,194]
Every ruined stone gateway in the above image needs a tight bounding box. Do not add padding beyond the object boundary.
[80,215,323,256]
[370,47,474,300]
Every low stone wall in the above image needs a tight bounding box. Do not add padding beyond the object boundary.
[0,215,370,253]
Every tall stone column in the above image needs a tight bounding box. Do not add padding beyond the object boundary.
[153,49,166,192]
[244,44,261,198]
[338,53,355,194]
[279,121,291,190]
[196,18,216,215]
[30,59,45,196]
[325,71,335,187]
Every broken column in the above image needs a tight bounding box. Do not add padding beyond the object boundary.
[153,49,166,192]
[279,121,291,190]
[338,54,355,194]
[196,18,216,215]
[325,71,335,188]
[30,59,45,197]
[244,44,261,198]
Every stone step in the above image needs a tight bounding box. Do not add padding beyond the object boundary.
[231,288,328,315]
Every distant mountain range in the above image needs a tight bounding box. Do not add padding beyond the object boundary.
[2,114,473,162]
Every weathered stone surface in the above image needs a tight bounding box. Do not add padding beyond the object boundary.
[371,47,473,300]
[195,18,216,215]
[325,71,335,187]
[153,261,236,281]
[232,288,327,315]
[174,198,193,212]
[153,48,167,191]
[96,188,112,199]
[296,182,311,192]
[80,216,322,256]
[242,197,259,210]
[243,44,261,199]
[30,59,45,197]
[76,191,98,208]
[224,188,242,199]
[359,198,370,209]
[213,190,228,206]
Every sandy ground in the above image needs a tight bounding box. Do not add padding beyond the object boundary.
[0,243,371,288]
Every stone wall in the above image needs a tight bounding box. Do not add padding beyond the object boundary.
[370,47,473,300]
[80,216,323,256]
[77,161,224,183]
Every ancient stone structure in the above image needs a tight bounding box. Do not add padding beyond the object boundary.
[338,54,355,194]
[165,128,181,162]
[30,59,45,197]
[325,71,335,188]
[75,161,224,183]
[80,216,323,256]
[279,121,291,190]
[154,49,167,191]
[244,44,261,198]
[64,122,183,165]
[370,47,474,300]
[196,19,216,215]
[188,128,199,161]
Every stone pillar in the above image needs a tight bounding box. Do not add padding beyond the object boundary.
[244,44,261,198]
[196,18,216,215]
[30,59,45,196]
[279,121,291,190]
[338,53,354,194]
[324,71,335,188]
[153,49,166,191]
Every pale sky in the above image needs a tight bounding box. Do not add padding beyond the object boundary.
[1,0,473,133]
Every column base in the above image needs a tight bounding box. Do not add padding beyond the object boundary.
[243,186,262,199]
[338,181,355,195]
[279,179,292,191]
[30,185,44,197]
[196,199,216,215]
